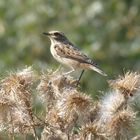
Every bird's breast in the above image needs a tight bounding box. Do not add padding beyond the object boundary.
[50,44,79,68]
[50,44,58,58]
[50,44,64,64]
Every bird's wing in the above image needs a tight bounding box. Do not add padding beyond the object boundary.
[54,44,98,66]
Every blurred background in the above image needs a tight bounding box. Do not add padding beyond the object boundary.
[0,0,140,139]
[0,0,140,95]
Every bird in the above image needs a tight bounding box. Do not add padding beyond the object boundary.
[43,31,107,82]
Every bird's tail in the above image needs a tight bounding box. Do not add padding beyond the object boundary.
[90,65,107,76]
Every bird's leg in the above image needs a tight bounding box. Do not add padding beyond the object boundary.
[63,68,75,75]
[54,65,62,74]
[76,70,85,86]
[57,65,62,71]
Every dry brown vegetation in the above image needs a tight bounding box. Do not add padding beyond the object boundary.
[0,67,140,140]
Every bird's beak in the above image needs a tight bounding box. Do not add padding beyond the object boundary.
[43,32,50,36]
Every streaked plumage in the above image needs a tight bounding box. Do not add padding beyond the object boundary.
[43,31,107,76]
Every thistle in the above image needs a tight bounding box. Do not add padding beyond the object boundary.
[107,109,136,140]
[109,72,140,98]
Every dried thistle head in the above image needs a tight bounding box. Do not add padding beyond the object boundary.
[0,67,37,135]
[54,89,94,128]
[51,74,76,91]
[109,72,140,97]
[45,90,93,132]
[38,69,77,92]
[37,69,77,109]
[1,67,34,90]
[37,75,56,110]
[79,122,105,140]
[43,89,94,133]
[107,109,136,140]
[57,89,93,117]
[46,108,70,131]
[99,90,126,123]
[16,66,35,85]
[0,67,34,120]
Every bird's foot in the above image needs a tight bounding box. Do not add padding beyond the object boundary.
[54,65,63,74]
[63,69,75,75]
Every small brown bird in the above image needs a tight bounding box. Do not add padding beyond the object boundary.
[43,31,107,78]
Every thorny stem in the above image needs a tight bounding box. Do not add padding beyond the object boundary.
[19,91,38,140]
[26,103,38,140]
[10,110,15,140]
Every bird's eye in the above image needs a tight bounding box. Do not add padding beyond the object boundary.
[54,32,61,36]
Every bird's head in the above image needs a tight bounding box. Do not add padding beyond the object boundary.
[43,31,69,43]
